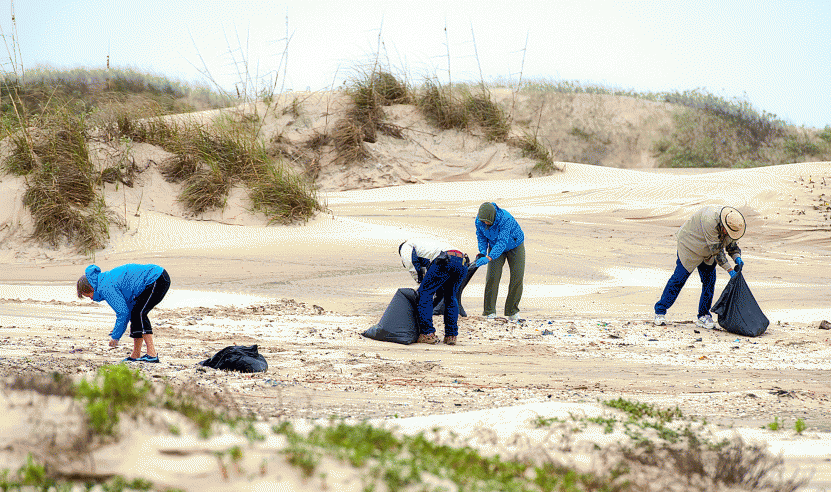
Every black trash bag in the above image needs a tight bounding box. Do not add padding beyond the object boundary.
[711,272,769,337]
[433,263,479,317]
[199,344,268,373]
[362,288,419,344]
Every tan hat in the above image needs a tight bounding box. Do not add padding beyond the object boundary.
[720,207,745,240]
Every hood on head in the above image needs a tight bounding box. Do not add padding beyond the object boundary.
[477,202,496,224]
[85,265,102,291]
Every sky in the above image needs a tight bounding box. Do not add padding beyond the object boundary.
[2,0,829,128]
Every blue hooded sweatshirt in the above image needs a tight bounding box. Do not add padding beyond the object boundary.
[475,203,524,261]
[86,264,164,340]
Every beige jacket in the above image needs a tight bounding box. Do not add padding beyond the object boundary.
[676,206,742,273]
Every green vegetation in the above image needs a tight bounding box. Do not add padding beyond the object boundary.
[275,420,628,491]
[75,365,152,435]
[795,419,806,434]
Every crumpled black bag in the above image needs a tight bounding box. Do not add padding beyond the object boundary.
[199,344,268,373]
[711,272,769,337]
[362,288,419,344]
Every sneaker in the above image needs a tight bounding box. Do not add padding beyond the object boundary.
[485,313,497,319]
[506,313,523,322]
[138,354,160,363]
[695,314,715,330]
[417,333,440,344]
[122,357,138,363]
[443,336,457,345]
[653,314,666,326]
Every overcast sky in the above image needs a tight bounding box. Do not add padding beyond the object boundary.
[3,0,829,128]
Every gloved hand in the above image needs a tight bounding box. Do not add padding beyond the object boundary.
[734,256,743,273]
[475,256,489,268]
[729,269,737,279]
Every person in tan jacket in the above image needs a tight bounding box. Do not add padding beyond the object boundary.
[654,206,745,329]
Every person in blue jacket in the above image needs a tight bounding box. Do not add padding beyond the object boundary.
[474,202,525,321]
[77,263,171,363]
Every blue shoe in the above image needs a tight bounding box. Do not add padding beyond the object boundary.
[122,357,138,362]
[138,354,160,363]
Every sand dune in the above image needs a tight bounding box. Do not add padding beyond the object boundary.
[1,92,831,490]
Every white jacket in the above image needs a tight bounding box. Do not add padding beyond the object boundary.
[399,237,452,282]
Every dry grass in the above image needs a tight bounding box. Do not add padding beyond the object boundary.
[178,165,230,215]
[248,162,325,224]
[10,110,113,253]
[464,92,510,141]
[514,131,559,175]
[418,81,469,130]
[332,117,371,165]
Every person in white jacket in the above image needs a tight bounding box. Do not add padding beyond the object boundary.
[399,238,473,345]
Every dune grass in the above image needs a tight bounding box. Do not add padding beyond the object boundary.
[4,107,113,253]
[111,114,325,221]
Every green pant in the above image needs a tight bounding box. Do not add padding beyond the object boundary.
[483,242,525,317]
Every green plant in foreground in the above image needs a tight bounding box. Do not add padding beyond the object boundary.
[795,419,806,434]
[0,454,155,491]
[75,364,151,435]
[604,398,683,423]
[274,420,625,491]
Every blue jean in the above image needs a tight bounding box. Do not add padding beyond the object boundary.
[654,255,716,318]
[417,255,467,337]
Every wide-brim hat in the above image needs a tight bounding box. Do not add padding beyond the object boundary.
[720,206,746,240]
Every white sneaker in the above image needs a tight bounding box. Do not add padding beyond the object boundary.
[485,313,497,319]
[696,314,715,329]
[653,314,666,326]
[507,313,523,322]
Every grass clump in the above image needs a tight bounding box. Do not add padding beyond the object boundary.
[74,365,152,436]
[248,163,323,224]
[517,130,558,174]
[604,398,683,423]
[418,81,469,130]
[417,81,513,143]
[5,108,114,254]
[464,92,510,141]
[332,69,411,166]
[118,117,324,221]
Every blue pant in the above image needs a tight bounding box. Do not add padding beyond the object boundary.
[654,255,716,318]
[417,255,467,337]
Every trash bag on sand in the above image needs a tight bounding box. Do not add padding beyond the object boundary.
[362,288,419,344]
[711,272,769,337]
[199,344,268,373]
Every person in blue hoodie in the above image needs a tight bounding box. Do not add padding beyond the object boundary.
[474,202,525,321]
[77,264,171,363]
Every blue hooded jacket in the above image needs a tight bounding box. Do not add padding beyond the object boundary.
[86,264,164,340]
[475,203,524,261]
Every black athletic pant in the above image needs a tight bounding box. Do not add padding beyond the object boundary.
[129,270,171,339]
